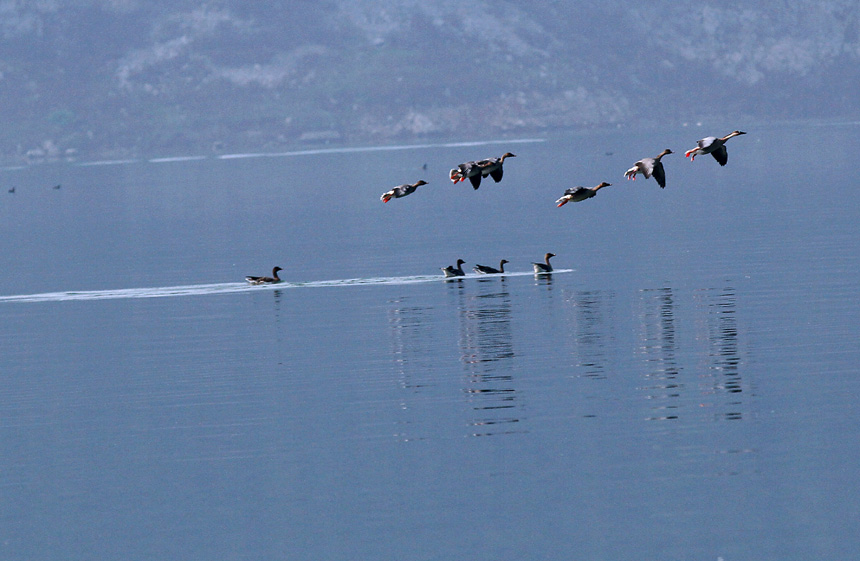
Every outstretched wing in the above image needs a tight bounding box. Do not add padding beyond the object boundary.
[469,174,482,189]
[711,145,728,166]
[652,161,666,188]
[490,167,504,182]
[697,136,716,150]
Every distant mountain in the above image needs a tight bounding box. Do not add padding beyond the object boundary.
[1,1,858,163]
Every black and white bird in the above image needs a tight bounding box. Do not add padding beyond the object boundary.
[556,182,611,207]
[684,130,746,166]
[380,180,428,203]
[532,253,555,274]
[625,149,673,188]
[450,152,516,190]
[441,259,466,278]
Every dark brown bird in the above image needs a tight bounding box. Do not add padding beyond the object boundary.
[473,259,509,274]
[245,266,283,285]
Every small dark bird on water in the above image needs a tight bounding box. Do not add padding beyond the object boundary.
[473,259,509,274]
[8,186,15,193]
[53,184,61,190]
[441,259,466,278]
[245,266,283,285]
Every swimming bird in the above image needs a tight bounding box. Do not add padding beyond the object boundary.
[684,130,746,166]
[625,149,673,188]
[380,180,428,203]
[473,259,509,274]
[532,253,555,274]
[53,184,61,190]
[245,266,283,285]
[7,186,14,194]
[556,182,611,207]
[442,259,466,277]
[451,152,516,189]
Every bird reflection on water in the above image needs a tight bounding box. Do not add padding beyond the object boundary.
[450,278,523,437]
[637,287,682,421]
[636,284,747,422]
[567,290,617,380]
[694,285,744,421]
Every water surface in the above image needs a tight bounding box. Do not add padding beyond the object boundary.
[1,124,859,560]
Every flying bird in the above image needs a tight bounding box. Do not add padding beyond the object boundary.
[450,152,516,190]
[625,149,673,188]
[556,182,611,207]
[684,130,746,166]
[380,180,428,203]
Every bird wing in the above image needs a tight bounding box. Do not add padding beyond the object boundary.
[697,136,716,150]
[490,166,504,182]
[638,158,655,178]
[469,173,482,189]
[711,145,728,166]
[652,161,666,188]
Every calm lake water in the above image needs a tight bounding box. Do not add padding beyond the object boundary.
[1,122,859,560]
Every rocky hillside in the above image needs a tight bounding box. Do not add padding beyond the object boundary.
[1,1,858,163]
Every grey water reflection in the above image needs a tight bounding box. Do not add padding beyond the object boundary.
[386,297,436,390]
[637,287,682,421]
[533,272,554,290]
[695,285,746,421]
[386,297,439,442]
[566,290,616,379]
[451,278,521,437]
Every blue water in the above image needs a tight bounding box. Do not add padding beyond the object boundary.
[1,124,859,560]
